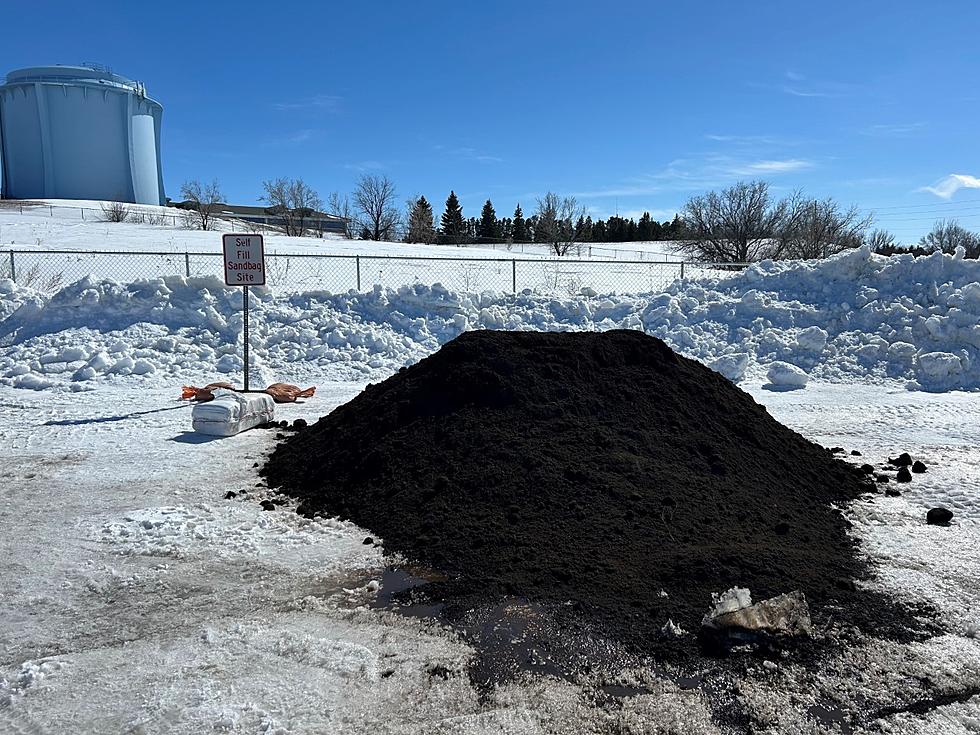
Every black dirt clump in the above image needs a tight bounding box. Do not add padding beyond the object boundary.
[927,508,953,526]
[889,452,913,467]
[262,330,930,654]
[897,467,913,483]
[912,460,927,473]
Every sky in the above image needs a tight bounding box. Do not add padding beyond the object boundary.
[3,0,980,243]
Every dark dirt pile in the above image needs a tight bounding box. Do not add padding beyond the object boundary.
[262,330,928,654]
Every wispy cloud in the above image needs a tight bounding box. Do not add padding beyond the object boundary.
[782,86,836,98]
[344,160,387,172]
[273,94,343,112]
[764,71,855,99]
[573,155,816,198]
[433,144,503,164]
[920,174,980,199]
[265,128,322,146]
[704,133,798,146]
[861,122,927,137]
[732,159,813,174]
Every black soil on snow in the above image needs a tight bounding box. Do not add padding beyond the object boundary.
[262,330,930,656]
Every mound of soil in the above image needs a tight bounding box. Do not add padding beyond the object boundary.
[263,330,926,654]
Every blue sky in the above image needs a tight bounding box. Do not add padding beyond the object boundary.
[4,1,980,242]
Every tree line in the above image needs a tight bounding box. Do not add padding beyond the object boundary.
[178,174,980,261]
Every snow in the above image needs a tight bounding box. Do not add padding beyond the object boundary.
[2,381,979,733]
[705,587,753,618]
[765,361,809,389]
[3,207,980,731]
[5,243,980,393]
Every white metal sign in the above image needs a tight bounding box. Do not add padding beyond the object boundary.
[222,233,266,286]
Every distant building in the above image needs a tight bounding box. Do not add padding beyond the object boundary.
[0,64,165,205]
[175,201,347,235]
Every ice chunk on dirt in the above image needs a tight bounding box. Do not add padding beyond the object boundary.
[701,590,812,647]
[705,587,753,618]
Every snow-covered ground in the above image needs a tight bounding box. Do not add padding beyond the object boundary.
[0,381,977,734]
[2,212,980,731]
[0,203,699,296]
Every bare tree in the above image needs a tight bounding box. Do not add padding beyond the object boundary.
[327,191,359,239]
[679,180,810,263]
[534,192,588,256]
[180,179,224,231]
[353,174,400,241]
[783,198,874,259]
[919,219,980,257]
[865,229,898,253]
[261,177,323,236]
[100,200,131,223]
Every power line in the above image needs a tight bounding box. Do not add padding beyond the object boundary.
[860,197,980,212]
[874,208,980,220]
[873,212,980,223]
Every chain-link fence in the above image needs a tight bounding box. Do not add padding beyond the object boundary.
[1,249,747,296]
[0,199,295,236]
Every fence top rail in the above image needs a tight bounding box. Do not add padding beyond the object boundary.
[4,248,753,269]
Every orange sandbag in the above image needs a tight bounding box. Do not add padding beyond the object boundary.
[180,382,316,403]
[181,382,237,401]
[263,383,316,403]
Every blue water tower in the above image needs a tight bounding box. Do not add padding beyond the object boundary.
[0,64,165,205]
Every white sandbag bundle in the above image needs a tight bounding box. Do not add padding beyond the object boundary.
[191,389,275,437]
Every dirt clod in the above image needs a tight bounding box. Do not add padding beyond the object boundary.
[927,507,953,526]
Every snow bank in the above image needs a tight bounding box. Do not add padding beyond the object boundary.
[4,246,980,391]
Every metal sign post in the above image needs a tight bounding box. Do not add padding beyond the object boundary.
[222,234,266,392]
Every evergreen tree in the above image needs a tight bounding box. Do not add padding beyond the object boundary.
[358,226,371,240]
[500,217,513,241]
[512,204,528,242]
[440,191,465,244]
[405,196,436,244]
[575,215,589,242]
[525,214,538,242]
[626,218,638,241]
[591,218,607,242]
[606,216,627,242]
[637,212,654,241]
[478,199,499,242]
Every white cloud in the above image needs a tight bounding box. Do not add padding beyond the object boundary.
[344,160,386,172]
[920,174,980,199]
[273,94,342,112]
[734,159,813,174]
[862,122,926,137]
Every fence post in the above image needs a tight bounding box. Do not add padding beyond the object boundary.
[184,252,191,277]
[512,259,517,293]
[50,206,53,217]
[8,251,15,283]
[81,208,85,220]
[680,262,685,280]
[356,255,361,290]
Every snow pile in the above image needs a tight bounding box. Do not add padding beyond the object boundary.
[766,362,809,389]
[3,246,980,391]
